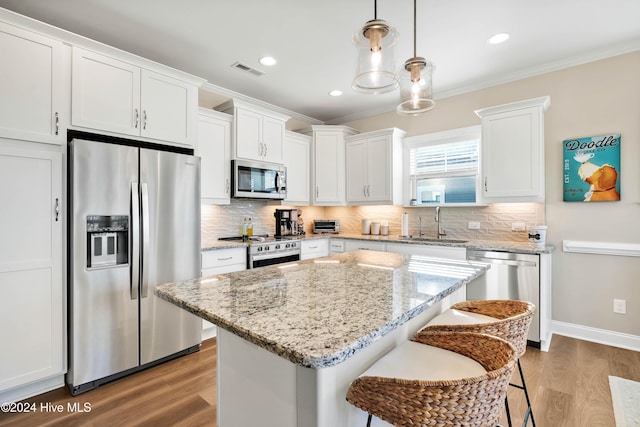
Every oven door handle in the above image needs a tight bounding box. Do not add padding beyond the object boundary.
[251,250,301,262]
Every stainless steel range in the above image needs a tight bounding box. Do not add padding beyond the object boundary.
[218,235,301,269]
[248,238,301,269]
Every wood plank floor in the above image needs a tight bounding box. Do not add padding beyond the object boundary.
[1,335,638,426]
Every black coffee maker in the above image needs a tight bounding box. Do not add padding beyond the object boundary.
[274,209,299,238]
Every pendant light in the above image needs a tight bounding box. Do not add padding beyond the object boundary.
[352,0,399,94]
[397,0,435,115]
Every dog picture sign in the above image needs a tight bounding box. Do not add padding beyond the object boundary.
[563,134,621,202]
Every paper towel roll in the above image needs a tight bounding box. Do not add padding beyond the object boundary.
[401,213,409,237]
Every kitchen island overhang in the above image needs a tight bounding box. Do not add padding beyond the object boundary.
[155,250,489,426]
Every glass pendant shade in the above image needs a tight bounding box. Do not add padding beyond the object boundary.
[352,19,399,94]
[397,58,435,115]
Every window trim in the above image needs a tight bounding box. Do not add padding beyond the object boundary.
[403,125,483,206]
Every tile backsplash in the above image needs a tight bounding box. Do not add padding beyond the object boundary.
[202,201,545,248]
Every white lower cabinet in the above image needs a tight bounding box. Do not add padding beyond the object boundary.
[201,247,247,339]
[344,240,386,252]
[0,141,64,403]
[300,239,329,260]
[385,243,466,260]
[329,239,345,254]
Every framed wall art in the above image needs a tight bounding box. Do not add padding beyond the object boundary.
[563,134,621,202]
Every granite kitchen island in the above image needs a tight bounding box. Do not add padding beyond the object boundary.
[155,250,489,427]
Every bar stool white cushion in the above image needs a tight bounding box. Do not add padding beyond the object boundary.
[359,341,486,381]
[427,308,497,327]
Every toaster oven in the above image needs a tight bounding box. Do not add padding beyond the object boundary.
[313,220,340,234]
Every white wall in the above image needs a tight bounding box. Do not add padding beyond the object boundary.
[342,51,640,340]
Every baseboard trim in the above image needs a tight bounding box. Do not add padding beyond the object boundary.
[551,320,640,352]
[0,375,64,403]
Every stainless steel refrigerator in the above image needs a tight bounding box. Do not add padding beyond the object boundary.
[67,133,202,395]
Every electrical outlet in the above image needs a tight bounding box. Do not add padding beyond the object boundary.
[468,221,481,230]
[512,222,526,231]
[613,299,626,314]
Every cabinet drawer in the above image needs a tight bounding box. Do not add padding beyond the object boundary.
[329,239,345,254]
[300,239,329,260]
[344,240,386,252]
[385,243,466,260]
[201,248,246,272]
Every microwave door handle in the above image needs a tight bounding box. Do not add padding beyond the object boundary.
[275,171,281,193]
[140,183,150,298]
[130,183,140,300]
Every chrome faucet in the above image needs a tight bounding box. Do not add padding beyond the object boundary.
[435,207,446,239]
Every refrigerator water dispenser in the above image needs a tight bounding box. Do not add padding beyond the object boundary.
[86,215,128,268]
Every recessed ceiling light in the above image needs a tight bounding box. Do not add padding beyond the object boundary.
[488,33,510,45]
[259,56,277,66]
[329,90,343,97]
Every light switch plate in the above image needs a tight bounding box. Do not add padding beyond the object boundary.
[468,221,481,229]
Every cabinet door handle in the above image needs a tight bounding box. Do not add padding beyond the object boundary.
[217,256,233,261]
[54,112,59,135]
[134,109,139,128]
[258,143,263,157]
[226,178,230,194]
[484,177,488,191]
[143,110,147,130]
[264,143,267,157]
[309,245,318,249]
[55,198,60,222]
[316,186,319,198]
[367,184,370,197]
[363,185,367,197]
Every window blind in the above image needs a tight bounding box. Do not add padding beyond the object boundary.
[409,139,479,176]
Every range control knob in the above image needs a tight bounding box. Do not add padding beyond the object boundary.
[290,242,297,248]
[275,244,281,250]
[265,245,270,251]
[285,243,290,248]
[257,246,263,252]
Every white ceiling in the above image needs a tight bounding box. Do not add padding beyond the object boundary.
[1,0,639,123]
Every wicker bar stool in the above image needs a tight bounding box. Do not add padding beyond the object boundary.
[346,331,517,427]
[417,300,536,427]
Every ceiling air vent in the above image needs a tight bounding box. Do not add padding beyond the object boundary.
[231,61,265,77]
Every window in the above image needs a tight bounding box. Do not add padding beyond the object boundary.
[404,126,481,205]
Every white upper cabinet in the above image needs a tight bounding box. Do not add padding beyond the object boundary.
[283,131,311,205]
[306,125,359,206]
[197,108,232,204]
[475,96,550,202]
[140,69,196,144]
[0,21,69,145]
[346,128,405,205]
[72,47,198,146]
[218,99,289,163]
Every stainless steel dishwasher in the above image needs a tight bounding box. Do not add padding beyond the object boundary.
[466,250,540,347]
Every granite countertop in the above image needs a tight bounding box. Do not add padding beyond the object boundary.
[202,233,554,254]
[155,250,488,368]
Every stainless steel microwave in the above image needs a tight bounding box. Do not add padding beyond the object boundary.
[232,159,286,200]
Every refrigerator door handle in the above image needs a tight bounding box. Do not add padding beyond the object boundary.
[141,182,150,298]
[130,182,140,300]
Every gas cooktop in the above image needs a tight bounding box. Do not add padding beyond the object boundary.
[218,234,301,243]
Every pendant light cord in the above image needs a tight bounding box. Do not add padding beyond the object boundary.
[374,0,377,19]
[413,0,417,57]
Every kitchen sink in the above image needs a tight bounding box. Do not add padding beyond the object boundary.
[401,237,468,244]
